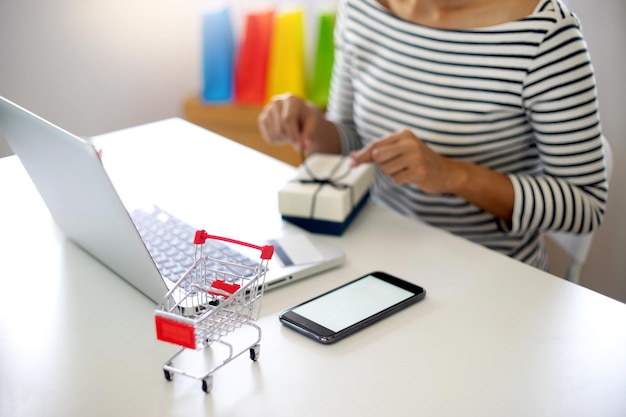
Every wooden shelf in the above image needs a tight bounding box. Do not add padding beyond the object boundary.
[183,97,300,167]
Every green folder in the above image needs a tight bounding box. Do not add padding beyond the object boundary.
[308,11,336,108]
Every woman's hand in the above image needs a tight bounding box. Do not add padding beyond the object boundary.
[258,94,322,152]
[351,129,514,221]
[351,129,460,195]
[258,93,342,155]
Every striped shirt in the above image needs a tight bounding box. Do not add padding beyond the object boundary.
[326,0,608,269]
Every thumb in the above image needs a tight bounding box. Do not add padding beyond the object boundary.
[350,144,375,167]
[299,110,318,153]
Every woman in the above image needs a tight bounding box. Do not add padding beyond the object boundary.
[258,0,608,270]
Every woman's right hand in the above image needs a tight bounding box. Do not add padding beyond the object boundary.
[258,93,323,153]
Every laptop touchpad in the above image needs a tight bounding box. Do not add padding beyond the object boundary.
[268,234,325,267]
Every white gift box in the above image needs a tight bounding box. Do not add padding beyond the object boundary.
[279,153,375,235]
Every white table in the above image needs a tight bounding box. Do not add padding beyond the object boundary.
[1,119,625,417]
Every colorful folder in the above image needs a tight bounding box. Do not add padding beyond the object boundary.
[265,9,307,101]
[201,7,235,103]
[234,9,275,105]
[309,11,336,108]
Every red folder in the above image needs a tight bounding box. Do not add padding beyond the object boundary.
[234,9,275,105]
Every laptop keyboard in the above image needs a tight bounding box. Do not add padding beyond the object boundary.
[131,206,260,285]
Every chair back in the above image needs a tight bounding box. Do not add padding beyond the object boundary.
[547,135,613,283]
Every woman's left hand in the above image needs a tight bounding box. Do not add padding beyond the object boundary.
[351,129,515,221]
[350,129,460,195]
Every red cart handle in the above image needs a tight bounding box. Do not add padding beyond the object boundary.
[193,230,274,260]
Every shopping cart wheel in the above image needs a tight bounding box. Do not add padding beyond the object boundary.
[201,376,213,393]
[249,344,261,361]
[163,369,173,381]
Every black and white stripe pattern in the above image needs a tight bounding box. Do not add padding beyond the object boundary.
[326,0,608,269]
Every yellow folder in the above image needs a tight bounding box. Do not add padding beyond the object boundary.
[266,9,307,101]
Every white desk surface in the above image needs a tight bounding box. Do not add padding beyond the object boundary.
[1,118,625,417]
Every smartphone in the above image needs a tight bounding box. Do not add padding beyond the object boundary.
[278,271,426,344]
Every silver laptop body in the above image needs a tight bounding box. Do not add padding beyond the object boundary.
[0,96,345,305]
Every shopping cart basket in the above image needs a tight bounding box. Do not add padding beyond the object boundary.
[154,230,274,393]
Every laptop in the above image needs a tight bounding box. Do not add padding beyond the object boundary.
[0,96,345,307]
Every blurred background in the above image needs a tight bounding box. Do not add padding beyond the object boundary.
[0,0,623,302]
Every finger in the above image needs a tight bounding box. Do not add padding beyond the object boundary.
[269,104,291,144]
[280,97,307,150]
[351,138,393,166]
[350,142,377,166]
[258,106,275,143]
[370,141,406,165]
[262,106,285,145]
[299,107,318,152]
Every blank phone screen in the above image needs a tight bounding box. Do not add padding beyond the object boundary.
[291,274,415,332]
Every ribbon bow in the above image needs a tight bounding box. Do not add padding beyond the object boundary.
[296,166,355,219]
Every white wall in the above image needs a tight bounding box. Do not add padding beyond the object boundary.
[1,0,624,301]
[0,0,330,138]
[0,0,201,138]
[562,0,626,302]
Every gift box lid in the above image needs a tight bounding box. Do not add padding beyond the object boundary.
[279,154,375,223]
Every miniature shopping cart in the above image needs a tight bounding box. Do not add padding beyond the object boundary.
[154,230,274,393]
